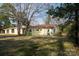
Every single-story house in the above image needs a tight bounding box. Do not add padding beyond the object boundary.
[0,24,59,36]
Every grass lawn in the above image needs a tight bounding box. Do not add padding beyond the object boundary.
[0,34,17,35]
[0,36,79,56]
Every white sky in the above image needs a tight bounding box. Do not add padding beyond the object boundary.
[0,0,79,3]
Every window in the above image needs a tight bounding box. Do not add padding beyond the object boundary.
[0,30,5,33]
[39,29,42,31]
[29,29,32,32]
[12,29,14,33]
[3,30,5,33]
[22,28,25,33]
[53,29,55,33]
[48,29,49,32]
[37,29,39,31]
[7,30,9,33]
[47,29,50,36]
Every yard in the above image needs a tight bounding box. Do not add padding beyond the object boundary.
[0,36,79,56]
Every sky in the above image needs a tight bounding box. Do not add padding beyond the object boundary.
[34,3,60,25]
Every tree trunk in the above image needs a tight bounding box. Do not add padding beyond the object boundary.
[75,9,79,45]
[25,27,29,35]
[17,20,21,36]
[24,22,30,35]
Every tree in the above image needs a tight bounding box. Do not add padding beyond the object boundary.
[58,3,79,45]
[47,3,79,45]
[0,3,24,35]
[0,4,13,28]
[0,15,11,28]
[46,4,66,35]
[15,3,48,35]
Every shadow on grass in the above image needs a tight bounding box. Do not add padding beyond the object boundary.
[0,39,39,56]
[0,39,53,56]
[56,38,66,56]
[0,36,68,56]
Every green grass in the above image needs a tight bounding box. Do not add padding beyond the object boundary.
[0,36,79,56]
[0,34,18,36]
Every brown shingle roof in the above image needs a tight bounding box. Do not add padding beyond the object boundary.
[3,24,57,29]
[31,24,56,29]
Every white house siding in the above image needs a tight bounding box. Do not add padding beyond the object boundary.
[31,28,56,36]
[2,26,59,36]
[31,29,39,36]
[39,29,48,35]
[4,28,25,35]
[40,29,52,36]
[4,28,18,34]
